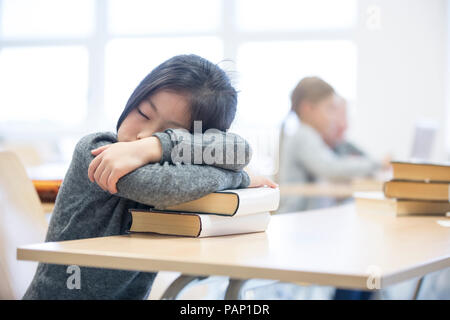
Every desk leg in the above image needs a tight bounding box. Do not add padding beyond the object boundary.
[161,274,208,300]
[412,276,424,300]
[225,279,249,300]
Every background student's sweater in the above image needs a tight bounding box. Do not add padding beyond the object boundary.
[23,129,251,300]
[278,123,379,213]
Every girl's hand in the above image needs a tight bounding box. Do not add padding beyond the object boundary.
[88,137,162,193]
[246,172,278,188]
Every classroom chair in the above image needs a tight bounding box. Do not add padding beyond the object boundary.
[0,143,44,167]
[0,151,48,299]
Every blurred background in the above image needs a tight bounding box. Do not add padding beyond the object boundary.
[0,0,448,172]
[1,0,449,301]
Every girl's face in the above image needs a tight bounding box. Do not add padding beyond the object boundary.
[117,90,192,142]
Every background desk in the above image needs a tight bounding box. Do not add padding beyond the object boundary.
[17,204,450,295]
[279,178,385,198]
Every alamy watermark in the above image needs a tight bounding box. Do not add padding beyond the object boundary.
[366,265,382,290]
[167,121,280,176]
[366,4,382,30]
[66,265,81,290]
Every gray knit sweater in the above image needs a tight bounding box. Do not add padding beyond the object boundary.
[23,129,251,300]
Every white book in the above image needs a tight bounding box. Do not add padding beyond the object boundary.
[197,211,271,237]
[164,187,280,216]
[129,210,271,238]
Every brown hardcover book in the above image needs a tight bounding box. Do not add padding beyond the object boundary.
[384,180,450,201]
[129,209,271,237]
[164,187,280,216]
[355,192,450,216]
[391,161,450,182]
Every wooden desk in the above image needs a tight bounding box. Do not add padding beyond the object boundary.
[280,178,385,198]
[17,204,450,290]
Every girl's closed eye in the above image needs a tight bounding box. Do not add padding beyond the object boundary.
[137,108,150,120]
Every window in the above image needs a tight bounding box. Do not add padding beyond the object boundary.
[237,0,356,31]
[0,46,89,126]
[1,0,94,39]
[105,37,223,123]
[108,0,221,35]
[235,40,357,127]
[0,0,357,167]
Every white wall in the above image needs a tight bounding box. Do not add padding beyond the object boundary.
[447,0,450,155]
[348,0,448,161]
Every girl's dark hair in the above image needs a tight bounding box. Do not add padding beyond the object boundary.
[116,54,237,133]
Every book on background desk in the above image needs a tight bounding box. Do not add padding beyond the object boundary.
[366,160,450,216]
[391,160,450,182]
[384,180,450,201]
[355,192,450,216]
[129,210,271,237]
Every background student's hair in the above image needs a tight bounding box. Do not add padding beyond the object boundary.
[290,76,335,116]
[116,54,237,133]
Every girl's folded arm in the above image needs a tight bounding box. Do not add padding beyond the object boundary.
[115,162,250,209]
[74,131,250,209]
[152,128,252,172]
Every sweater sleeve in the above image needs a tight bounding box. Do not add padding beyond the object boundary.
[74,132,250,209]
[116,162,249,209]
[152,128,252,172]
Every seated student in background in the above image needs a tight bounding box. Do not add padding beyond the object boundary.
[278,77,381,214]
[331,95,366,157]
[276,77,378,300]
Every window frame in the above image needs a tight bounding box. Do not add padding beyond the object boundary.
[0,0,358,142]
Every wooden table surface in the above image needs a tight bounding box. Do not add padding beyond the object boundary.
[279,178,385,198]
[17,203,450,290]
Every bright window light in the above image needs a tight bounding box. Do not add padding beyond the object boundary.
[104,37,224,122]
[0,46,89,126]
[237,0,357,31]
[235,40,357,127]
[0,0,94,38]
[108,0,221,35]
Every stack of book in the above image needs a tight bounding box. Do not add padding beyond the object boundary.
[129,187,280,237]
[355,161,450,216]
